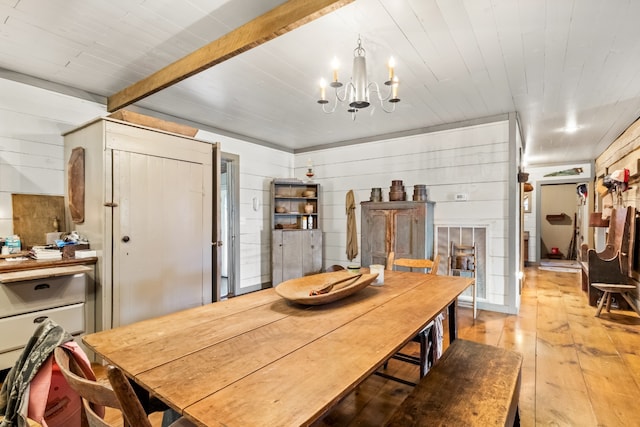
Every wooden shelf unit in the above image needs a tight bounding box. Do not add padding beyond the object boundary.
[271,179,323,286]
[272,179,320,230]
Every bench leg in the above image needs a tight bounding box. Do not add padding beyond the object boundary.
[448,300,458,342]
[605,292,613,312]
[595,291,608,317]
[619,292,640,317]
[419,329,428,378]
[472,282,477,320]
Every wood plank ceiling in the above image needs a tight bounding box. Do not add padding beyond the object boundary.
[1,0,640,165]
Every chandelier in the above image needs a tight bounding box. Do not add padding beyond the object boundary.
[317,36,400,119]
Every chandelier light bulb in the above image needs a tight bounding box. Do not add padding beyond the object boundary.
[331,57,340,83]
[388,57,396,81]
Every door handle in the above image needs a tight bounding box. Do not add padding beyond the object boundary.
[211,241,223,247]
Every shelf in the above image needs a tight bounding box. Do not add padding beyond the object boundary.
[546,213,567,222]
[275,196,317,200]
[546,253,564,259]
[273,180,320,232]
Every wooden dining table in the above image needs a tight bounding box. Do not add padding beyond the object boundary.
[83,270,474,427]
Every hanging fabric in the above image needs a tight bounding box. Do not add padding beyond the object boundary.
[346,190,358,261]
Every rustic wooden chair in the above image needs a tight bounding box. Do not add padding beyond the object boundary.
[53,347,123,427]
[53,347,193,427]
[386,251,440,274]
[582,206,637,309]
[381,252,442,382]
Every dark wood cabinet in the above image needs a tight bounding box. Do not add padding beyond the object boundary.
[360,201,435,267]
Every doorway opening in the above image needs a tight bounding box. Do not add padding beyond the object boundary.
[539,182,587,264]
[220,153,240,299]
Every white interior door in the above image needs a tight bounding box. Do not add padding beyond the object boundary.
[112,150,207,327]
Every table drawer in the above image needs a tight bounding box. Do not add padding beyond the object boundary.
[0,303,85,353]
[0,273,86,318]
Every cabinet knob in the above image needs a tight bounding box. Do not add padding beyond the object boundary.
[34,284,50,291]
[122,236,130,243]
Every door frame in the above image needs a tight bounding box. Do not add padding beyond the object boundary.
[212,145,222,301]
[221,152,240,298]
[536,180,589,262]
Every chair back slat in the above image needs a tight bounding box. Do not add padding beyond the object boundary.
[387,252,440,274]
[55,347,152,427]
[54,347,120,409]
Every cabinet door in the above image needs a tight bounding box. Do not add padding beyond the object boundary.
[301,230,323,276]
[112,150,208,327]
[394,207,425,259]
[281,231,303,282]
[272,230,284,286]
[272,230,304,285]
[364,209,390,266]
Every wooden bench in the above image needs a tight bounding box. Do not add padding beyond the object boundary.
[593,282,640,317]
[386,339,523,427]
[580,206,636,307]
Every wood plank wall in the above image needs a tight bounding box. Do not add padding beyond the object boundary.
[0,76,520,312]
[295,120,516,310]
[595,117,640,210]
[0,77,105,238]
[195,130,292,293]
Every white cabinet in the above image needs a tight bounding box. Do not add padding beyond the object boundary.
[64,118,214,331]
[0,268,89,371]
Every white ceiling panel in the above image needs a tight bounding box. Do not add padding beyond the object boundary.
[0,0,639,164]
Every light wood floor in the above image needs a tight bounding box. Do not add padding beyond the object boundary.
[318,266,640,426]
[99,266,640,426]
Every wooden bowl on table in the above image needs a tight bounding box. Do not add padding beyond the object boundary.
[275,271,378,305]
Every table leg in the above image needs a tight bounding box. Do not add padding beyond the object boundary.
[130,377,168,414]
[448,300,458,342]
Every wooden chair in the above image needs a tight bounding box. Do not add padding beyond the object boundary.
[53,347,123,426]
[581,206,636,307]
[53,347,193,427]
[381,252,442,382]
[386,252,440,274]
[592,282,640,317]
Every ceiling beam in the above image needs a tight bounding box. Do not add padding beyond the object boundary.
[107,0,354,112]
